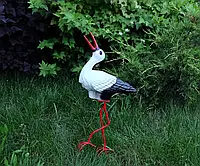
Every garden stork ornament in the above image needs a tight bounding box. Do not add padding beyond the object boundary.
[78,32,136,155]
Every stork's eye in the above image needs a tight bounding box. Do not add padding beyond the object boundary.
[99,51,102,55]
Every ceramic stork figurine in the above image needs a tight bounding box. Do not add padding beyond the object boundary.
[78,32,136,155]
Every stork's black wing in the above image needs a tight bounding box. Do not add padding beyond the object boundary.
[100,78,136,100]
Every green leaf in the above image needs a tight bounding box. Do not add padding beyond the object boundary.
[0,124,8,134]
[28,0,48,13]
[53,51,66,60]
[62,37,69,45]
[71,66,83,73]
[4,158,9,166]
[38,39,59,49]
[0,136,7,155]
[39,61,59,77]
[139,16,145,24]
[0,124,8,155]
[11,154,18,166]
[37,160,45,166]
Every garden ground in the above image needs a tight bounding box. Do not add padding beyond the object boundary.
[1,72,200,166]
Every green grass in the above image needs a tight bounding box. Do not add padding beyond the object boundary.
[1,72,200,165]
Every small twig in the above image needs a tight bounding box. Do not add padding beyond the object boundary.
[105,58,122,63]
[105,51,121,54]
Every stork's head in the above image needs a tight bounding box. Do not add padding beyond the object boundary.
[84,32,105,62]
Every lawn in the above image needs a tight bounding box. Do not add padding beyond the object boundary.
[1,72,200,166]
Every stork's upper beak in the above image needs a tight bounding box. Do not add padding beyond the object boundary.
[84,32,99,51]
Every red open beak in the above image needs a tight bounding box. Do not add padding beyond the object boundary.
[84,32,99,51]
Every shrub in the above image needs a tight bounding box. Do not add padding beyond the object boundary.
[0,0,52,73]
[28,0,200,73]
[112,1,200,106]
[117,19,200,106]
[29,0,200,105]
[28,0,161,75]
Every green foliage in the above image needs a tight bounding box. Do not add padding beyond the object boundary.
[117,19,200,106]
[28,0,200,105]
[28,0,161,76]
[0,124,44,166]
[4,146,44,166]
[28,0,48,13]
[0,124,8,158]
[38,39,59,49]
[39,61,60,77]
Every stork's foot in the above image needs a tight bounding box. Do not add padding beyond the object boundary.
[96,145,114,155]
[78,141,96,151]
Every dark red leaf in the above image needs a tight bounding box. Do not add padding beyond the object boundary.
[0,5,4,13]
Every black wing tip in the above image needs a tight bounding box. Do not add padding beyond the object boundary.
[128,87,137,93]
[100,81,137,100]
[116,78,136,92]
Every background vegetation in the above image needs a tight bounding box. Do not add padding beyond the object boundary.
[1,0,200,165]
[1,0,200,105]
[28,0,200,105]
[0,0,54,73]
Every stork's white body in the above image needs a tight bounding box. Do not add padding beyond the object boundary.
[79,56,117,100]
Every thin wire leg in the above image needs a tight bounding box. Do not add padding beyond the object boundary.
[78,102,108,151]
[97,102,114,155]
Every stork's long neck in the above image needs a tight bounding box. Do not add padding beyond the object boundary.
[82,57,98,72]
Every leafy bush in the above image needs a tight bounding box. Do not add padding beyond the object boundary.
[28,0,159,75]
[0,0,52,73]
[29,0,200,105]
[28,0,200,72]
[117,19,200,106]
[111,1,200,106]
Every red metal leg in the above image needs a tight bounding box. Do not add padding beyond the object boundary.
[78,101,113,153]
[97,102,114,155]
